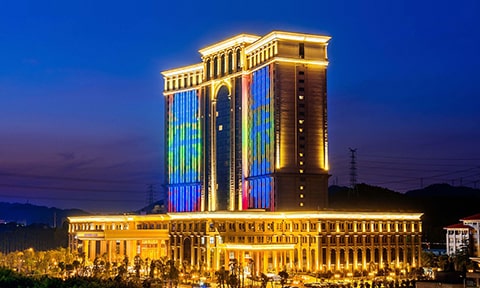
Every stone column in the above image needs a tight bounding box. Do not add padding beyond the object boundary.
[316,236,320,271]
[273,251,278,273]
[297,239,302,271]
[90,240,96,260]
[179,236,184,264]
[83,240,90,261]
[191,236,195,267]
[379,236,383,268]
[353,236,358,271]
[289,250,294,271]
[107,240,112,262]
[101,241,107,258]
[395,236,399,268]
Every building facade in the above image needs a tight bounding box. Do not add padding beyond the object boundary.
[445,213,480,257]
[69,211,423,274]
[68,31,424,275]
[162,31,330,212]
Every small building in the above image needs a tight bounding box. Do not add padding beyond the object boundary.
[444,213,480,257]
[444,223,473,256]
[460,214,480,257]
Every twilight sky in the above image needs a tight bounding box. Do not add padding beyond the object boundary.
[1,0,479,213]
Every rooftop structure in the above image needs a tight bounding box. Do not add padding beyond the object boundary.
[162,31,331,212]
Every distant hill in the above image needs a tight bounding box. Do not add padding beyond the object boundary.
[0,202,90,228]
[328,183,480,244]
[3,182,478,246]
[405,183,480,244]
[406,183,480,198]
[329,183,414,211]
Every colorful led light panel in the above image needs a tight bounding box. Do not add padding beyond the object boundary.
[247,66,274,209]
[166,90,202,212]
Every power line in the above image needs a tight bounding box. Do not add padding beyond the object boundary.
[330,150,480,191]
[0,193,144,203]
[349,148,357,189]
[355,154,480,161]
[0,172,161,185]
[0,183,143,194]
[146,184,156,206]
[358,160,475,167]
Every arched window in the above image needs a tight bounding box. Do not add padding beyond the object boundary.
[206,59,211,80]
[220,54,225,76]
[228,51,233,74]
[236,50,241,71]
[213,57,218,78]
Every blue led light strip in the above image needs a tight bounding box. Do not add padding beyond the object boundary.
[167,90,202,212]
[247,66,274,209]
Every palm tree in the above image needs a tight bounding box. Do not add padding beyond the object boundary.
[134,255,143,278]
[279,270,289,288]
[72,259,81,276]
[155,257,168,285]
[166,259,179,288]
[149,260,156,278]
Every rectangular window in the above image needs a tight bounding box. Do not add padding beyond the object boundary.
[347,223,353,231]
[329,222,335,231]
[299,43,305,58]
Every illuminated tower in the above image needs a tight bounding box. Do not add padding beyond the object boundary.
[162,31,330,212]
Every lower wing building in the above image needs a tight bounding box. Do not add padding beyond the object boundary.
[68,210,422,275]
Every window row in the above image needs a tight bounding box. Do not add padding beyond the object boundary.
[247,42,278,69]
[297,70,306,179]
[205,49,242,80]
[168,221,420,233]
[70,223,130,231]
[136,223,169,230]
[72,220,419,234]
[165,71,202,91]
[224,234,414,245]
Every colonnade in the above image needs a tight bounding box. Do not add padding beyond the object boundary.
[168,234,422,274]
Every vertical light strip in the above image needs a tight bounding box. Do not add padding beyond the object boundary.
[241,75,250,210]
[247,65,273,209]
[167,90,202,212]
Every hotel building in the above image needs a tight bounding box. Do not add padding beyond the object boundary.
[163,31,330,212]
[68,31,423,275]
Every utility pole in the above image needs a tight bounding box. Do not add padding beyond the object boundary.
[349,148,358,196]
[146,184,156,206]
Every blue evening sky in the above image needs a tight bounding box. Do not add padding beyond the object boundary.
[0,0,479,213]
